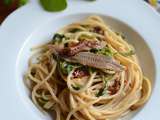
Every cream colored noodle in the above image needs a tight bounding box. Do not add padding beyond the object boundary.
[25,16,152,120]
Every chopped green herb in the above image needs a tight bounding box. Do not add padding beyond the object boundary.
[96,81,107,97]
[96,88,105,97]
[38,98,48,104]
[98,47,113,57]
[88,67,96,74]
[71,84,82,90]
[105,75,114,81]
[69,28,82,33]
[40,0,67,12]
[96,75,113,97]
[115,32,120,36]
[60,61,74,75]
[31,70,36,76]
[81,25,90,28]
[90,48,99,53]
[90,47,114,57]
[115,32,126,39]
[66,65,73,74]
[121,35,125,39]
[120,50,135,57]
[80,34,94,40]
[52,33,65,44]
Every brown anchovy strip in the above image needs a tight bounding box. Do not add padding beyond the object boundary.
[60,40,106,57]
[49,41,123,72]
[65,52,124,72]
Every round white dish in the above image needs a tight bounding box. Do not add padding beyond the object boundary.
[0,0,160,120]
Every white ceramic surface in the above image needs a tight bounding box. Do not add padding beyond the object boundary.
[0,0,160,120]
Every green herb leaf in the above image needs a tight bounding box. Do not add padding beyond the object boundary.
[38,98,48,104]
[90,48,99,53]
[99,47,114,57]
[66,64,73,74]
[90,47,114,57]
[96,87,105,97]
[69,28,82,33]
[120,50,135,57]
[115,32,126,39]
[88,67,96,74]
[60,61,74,75]
[96,75,113,97]
[71,84,82,90]
[52,33,65,44]
[40,0,67,12]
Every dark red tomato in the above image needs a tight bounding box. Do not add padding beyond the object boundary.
[72,68,89,78]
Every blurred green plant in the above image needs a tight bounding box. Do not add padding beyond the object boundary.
[40,0,67,12]
[3,0,28,6]
[19,0,28,6]
[3,0,13,5]
[3,0,96,11]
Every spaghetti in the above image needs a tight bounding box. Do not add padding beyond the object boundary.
[25,16,152,120]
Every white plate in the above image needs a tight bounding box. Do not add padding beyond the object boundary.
[0,0,160,120]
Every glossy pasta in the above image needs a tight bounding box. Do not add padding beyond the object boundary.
[25,16,151,120]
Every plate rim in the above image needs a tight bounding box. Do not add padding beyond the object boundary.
[0,0,160,120]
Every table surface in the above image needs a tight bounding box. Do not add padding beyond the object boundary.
[0,0,160,24]
[0,1,18,23]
